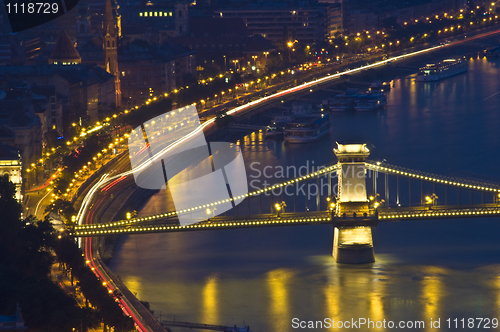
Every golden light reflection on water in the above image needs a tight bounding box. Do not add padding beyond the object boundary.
[420,267,446,331]
[202,276,218,324]
[369,277,386,330]
[123,275,142,299]
[267,269,292,332]
[494,276,500,314]
[324,283,340,321]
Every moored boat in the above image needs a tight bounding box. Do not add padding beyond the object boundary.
[370,80,391,92]
[284,114,330,143]
[329,88,359,111]
[416,58,468,82]
[485,46,500,58]
[354,93,387,111]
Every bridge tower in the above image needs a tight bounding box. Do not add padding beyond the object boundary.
[333,143,375,264]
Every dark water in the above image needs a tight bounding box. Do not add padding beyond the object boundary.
[110,57,500,331]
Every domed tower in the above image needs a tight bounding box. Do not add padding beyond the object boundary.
[103,0,121,106]
[48,31,82,65]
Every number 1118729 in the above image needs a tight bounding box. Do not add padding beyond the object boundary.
[6,2,58,14]
[446,318,498,329]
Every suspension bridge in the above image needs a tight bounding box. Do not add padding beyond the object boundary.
[70,143,500,264]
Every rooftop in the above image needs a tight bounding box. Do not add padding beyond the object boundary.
[49,31,82,62]
[0,144,21,161]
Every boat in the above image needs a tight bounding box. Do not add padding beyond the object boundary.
[284,114,330,143]
[267,104,321,139]
[416,58,468,82]
[265,125,284,139]
[485,46,500,58]
[328,88,359,111]
[370,80,391,92]
[354,92,387,111]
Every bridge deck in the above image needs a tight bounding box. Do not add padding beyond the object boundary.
[70,203,500,237]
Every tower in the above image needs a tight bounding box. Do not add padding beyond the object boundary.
[76,3,91,43]
[332,143,375,264]
[48,31,82,65]
[103,0,121,106]
[174,2,189,37]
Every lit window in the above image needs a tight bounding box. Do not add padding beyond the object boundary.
[149,12,152,16]
[52,125,56,129]
[164,12,167,16]
[154,12,157,16]
[140,12,143,16]
[159,12,162,16]
[122,71,125,76]
[169,12,172,16]
[144,12,148,16]
[53,61,57,64]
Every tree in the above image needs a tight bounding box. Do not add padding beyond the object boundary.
[282,24,289,43]
[0,175,22,251]
[0,177,96,331]
[382,17,399,30]
[44,199,76,223]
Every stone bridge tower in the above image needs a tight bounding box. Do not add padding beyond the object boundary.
[332,143,375,264]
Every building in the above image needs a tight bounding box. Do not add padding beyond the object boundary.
[31,84,64,135]
[0,304,26,331]
[48,31,82,65]
[0,144,23,202]
[174,17,275,72]
[0,64,117,124]
[0,35,43,66]
[324,2,342,39]
[339,0,467,33]
[215,6,327,44]
[119,43,195,106]
[103,0,122,107]
[120,1,189,42]
[0,92,42,177]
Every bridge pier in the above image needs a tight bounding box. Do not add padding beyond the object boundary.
[333,226,374,264]
[333,143,375,264]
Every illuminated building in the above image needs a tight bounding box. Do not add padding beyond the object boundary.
[0,144,23,202]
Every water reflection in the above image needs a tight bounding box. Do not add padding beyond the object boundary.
[369,275,385,330]
[202,276,219,324]
[267,269,292,332]
[420,267,446,331]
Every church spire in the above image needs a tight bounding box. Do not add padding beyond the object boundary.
[103,0,116,38]
[102,0,121,107]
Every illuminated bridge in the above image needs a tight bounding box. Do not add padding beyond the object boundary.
[70,143,500,264]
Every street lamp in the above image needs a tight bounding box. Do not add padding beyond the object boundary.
[425,193,438,207]
[252,55,258,67]
[206,207,217,218]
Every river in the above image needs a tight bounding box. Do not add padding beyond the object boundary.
[109,55,500,331]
